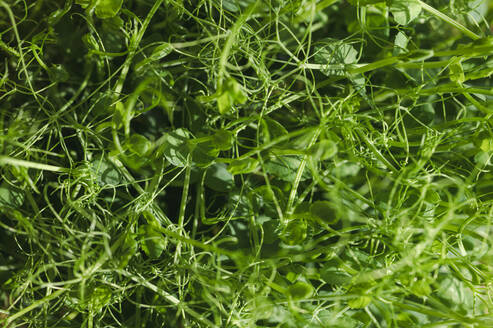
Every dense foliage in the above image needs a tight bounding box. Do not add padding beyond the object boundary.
[1,0,492,327]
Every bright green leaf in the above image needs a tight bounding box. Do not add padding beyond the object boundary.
[480,138,493,152]
[449,57,465,84]
[163,129,192,167]
[389,0,422,25]
[228,158,259,175]
[411,279,432,297]
[217,78,247,114]
[314,39,359,76]
[348,295,372,309]
[393,31,409,55]
[94,0,123,19]
[89,285,112,311]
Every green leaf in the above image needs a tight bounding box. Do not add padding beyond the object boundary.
[217,78,247,114]
[0,183,24,208]
[321,269,352,286]
[139,224,167,259]
[163,129,192,167]
[411,279,432,297]
[212,130,234,151]
[228,158,259,175]
[90,156,122,187]
[264,156,310,182]
[150,43,173,61]
[94,0,123,19]
[480,138,493,152]
[308,139,338,161]
[280,219,307,245]
[75,0,91,8]
[449,57,465,84]
[190,141,218,168]
[89,285,112,311]
[314,39,359,76]
[261,118,288,142]
[348,295,372,309]
[205,163,234,192]
[393,31,409,55]
[388,0,422,25]
[310,201,339,225]
[127,134,153,156]
[217,91,233,115]
[116,233,137,269]
[287,281,314,300]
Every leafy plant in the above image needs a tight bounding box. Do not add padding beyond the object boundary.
[1,0,492,327]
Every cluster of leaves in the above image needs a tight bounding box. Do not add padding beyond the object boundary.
[1,0,493,327]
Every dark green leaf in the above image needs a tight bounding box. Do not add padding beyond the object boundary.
[90,156,122,186]
[212,130,234,151]
[139,224,167,259]
[287,281,314,300]
[127,134,153,156]
[205,163,234,192]
[310,201,339,225]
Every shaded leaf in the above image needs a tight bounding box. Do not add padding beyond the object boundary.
[90,156,122,186]
[264,156,310,182]
[0,183,24,208]
[287,281,314,300]
[310,201,339,224]
[139,224,167,259]
[205,163,234,192]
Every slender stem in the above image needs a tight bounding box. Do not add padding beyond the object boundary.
[5,288,66,326]
[218,0,259,85]
[418,0,480,40]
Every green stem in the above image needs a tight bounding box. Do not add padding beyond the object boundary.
[417,0,480,40]
[218,0,259,85]
[5,288,66,326]
[113,0,164,99]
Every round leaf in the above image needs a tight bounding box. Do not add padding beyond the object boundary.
[287,281,314,300]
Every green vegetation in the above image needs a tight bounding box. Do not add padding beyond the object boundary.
[1,0,492,327]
